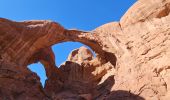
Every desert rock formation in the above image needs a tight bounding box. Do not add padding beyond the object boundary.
[1,0,170,99]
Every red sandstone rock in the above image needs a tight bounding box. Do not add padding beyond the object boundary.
[1,0,170,99]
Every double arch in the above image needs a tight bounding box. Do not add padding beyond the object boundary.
[0,18,116,79]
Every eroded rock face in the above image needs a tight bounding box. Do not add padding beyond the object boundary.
[1,0,170,99]
[67,46,94,63]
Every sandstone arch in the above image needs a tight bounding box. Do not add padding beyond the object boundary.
[1,0,170,99]
[0,18,117,80]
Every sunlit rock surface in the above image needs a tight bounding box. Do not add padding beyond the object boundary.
[1,0,170,99]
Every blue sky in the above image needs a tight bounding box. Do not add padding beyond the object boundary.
[0,0,136,86]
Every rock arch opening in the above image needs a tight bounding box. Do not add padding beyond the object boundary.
[52,42,96,67]
[0,19,117,89]
[27,41,97,87]
[0,18,120,99]
[26,40,117,87]
[27,62,47,87]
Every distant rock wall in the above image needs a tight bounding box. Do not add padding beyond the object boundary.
[0,0,170,99]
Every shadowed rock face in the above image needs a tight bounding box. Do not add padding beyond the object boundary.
[1,0,170,99]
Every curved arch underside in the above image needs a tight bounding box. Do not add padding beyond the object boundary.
[0,18,117,79]
[1,0,170,99]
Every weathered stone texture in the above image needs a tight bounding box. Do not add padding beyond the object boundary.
[1,0,170,99]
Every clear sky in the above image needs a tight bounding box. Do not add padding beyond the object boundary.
[0,0,136,86]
